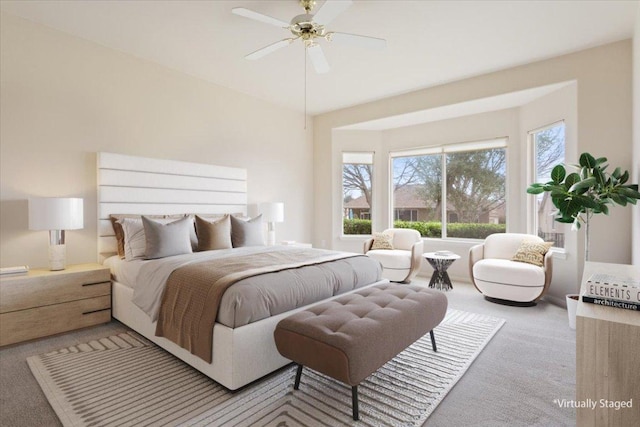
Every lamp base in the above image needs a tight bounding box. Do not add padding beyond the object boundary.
[48,244,66,271]
[266,230,276,246]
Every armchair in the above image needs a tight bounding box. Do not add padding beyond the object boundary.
[469,233,553,306]
[364,228,423,283]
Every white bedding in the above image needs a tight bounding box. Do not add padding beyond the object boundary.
[103,256,143,288]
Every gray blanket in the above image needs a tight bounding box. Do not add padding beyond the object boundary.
[132,247,382,326]
[155,248,379,362]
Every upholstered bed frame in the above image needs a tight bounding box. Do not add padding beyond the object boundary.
[97,152,385,390]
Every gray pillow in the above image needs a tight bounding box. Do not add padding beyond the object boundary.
[195,214,232,251]
[114,214,181,259]
[142,215,193,259]
[230,214,265,247]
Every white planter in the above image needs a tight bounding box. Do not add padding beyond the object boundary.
[566,294,579,330]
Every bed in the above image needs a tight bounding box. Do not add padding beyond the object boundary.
[97,152,386,390]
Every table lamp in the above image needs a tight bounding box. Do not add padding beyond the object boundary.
[259,202,284,246]
[29,197,84,270]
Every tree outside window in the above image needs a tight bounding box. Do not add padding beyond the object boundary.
[391,140,507,239]
[530,122,566,248]
[342,152,373,235]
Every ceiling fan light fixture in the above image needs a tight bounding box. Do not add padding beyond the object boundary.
[289,14,325,39]
[233,0,384,74]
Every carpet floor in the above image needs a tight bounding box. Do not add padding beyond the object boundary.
[0,280,576,426]
[27,310,503,426]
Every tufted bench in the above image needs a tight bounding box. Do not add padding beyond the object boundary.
[273,283,448,420]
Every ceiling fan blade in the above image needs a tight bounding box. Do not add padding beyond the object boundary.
[327,32,387,50]
[313,0,353,26]
[307,44,330,74]
[232,7,289,28]
[246,39,295,60]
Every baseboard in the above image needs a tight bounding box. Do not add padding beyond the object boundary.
[543,294,566,308]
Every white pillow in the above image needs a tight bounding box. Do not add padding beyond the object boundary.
[118,217,174,261]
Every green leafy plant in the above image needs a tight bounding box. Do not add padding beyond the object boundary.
[527,152,640,260]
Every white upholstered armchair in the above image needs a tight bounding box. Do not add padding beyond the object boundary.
[469,233,553,306]
[364,228,423,283]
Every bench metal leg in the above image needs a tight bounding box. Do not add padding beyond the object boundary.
[352,385,359,421]
[294,364,303,390]
[430,330,437,352]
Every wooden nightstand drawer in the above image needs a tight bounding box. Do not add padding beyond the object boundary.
[0,263,112,346]
[0,295,111,346]
[0,264,110,313]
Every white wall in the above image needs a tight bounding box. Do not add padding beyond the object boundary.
[314,40,633,295]
[633,5,640,266]
[0,13,313,268]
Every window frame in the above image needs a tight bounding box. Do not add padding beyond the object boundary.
[390,138,508,241]
[394,208,419,222]
[341,151,375,236]
[527,120,566,249]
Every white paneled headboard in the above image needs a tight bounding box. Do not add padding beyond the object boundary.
[97,152,247,261]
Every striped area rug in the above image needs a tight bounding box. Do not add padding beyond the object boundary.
[28,310,504,427]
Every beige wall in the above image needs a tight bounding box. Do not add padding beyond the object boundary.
[314,40,633,292]
[0,13,313,268]
[633,5,640,266]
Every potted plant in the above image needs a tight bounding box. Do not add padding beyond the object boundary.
[527,152,640,262]
[527,152,640,329]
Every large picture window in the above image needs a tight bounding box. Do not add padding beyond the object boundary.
[342,152,374,235]
[529,122,566,248]
[391,139,507,240]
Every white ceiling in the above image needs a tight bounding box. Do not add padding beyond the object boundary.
[1,1,637,116]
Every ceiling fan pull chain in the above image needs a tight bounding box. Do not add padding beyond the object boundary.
[232,0,384,117]
[304,45,307,129]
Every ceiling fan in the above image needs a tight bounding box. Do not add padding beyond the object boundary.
[232,0,386,74]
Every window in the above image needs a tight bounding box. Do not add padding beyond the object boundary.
[394,209,418,221]
[529,122,566,248]
[391,139,507,240]
[342,152,374,235]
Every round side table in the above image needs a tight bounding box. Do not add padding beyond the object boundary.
[423,252,460,291]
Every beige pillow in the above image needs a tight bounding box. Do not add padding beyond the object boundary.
[195,215,232,251]
[371,232,394,250]
[187,213,245,250]
[512,240,553,267]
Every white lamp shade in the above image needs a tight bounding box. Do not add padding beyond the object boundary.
[259,202,284,223]
[29,197,84,230]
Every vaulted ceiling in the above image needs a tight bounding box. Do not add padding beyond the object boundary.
[1,1,637,115]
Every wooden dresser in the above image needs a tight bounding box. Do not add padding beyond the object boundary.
[0,263,111,346]
[576,262,640,427]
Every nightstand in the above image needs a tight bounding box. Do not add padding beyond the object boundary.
[0,263,111,346]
